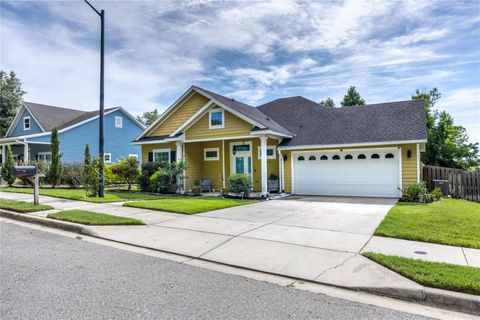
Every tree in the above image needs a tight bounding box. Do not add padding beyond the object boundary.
[83,157,100,197]
[1,145,16,186]
[320,98,335,108]
[412,88,479,170]
[48,127,63,187]
[341,86,365,107]
[136,109,160,126]
[110,156,140,191]
[84,144,91,166]
[0,70,25,137]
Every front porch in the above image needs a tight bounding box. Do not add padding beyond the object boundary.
[0,138,51,164]
[141,136,283,195]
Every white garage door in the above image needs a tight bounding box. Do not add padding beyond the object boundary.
[293,149,400,198]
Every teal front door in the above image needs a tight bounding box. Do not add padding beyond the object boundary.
[234,155,252,177]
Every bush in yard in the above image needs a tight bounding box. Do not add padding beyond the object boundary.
[228,174,252,197]
[62,162,83,188]
[1,145,15,186]
[48,127,63,188]
[138,162,163,192]
[401,182,427,202]
[149,168,171,193]
[110,157,140,191]
[430,187,443,201]
[83,157,101,197]
[104,164,119,186]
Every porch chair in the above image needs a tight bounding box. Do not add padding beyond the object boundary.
[199,179,212,193]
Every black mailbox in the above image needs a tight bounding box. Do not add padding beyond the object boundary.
[12,166,37,177]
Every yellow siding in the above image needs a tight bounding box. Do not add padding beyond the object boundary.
[401,144,419,187]
[185,107,253,140]
[184,143,202,191]
[184,141,224,191]
[149,92,209,136]
[282,144,419,194]
[141,142,177,163]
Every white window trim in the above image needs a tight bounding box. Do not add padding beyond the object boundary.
[23,116,31,130]
[128,154,138,160]
[115,116,123,128]
[152,148,171,162]
[37,152,51,161]
[257,146,276,159]
[204,147,220,161]
[104,153,112,164]
[209,109,224,129]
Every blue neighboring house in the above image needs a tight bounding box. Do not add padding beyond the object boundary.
[0,102,145,164]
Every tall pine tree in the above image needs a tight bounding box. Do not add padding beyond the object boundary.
[1,145,16,186]
[48,127,62,188]
[341,86,365,107]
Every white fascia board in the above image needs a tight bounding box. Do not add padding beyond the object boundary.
[250,130,293,138]
[170,100,216,136]
[137,87,197,140]
[116,107,146,129]
[130,134,184,145]
[278,139,428,151]
[184,135,256,143]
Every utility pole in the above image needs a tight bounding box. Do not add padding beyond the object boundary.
[84,0,105,197]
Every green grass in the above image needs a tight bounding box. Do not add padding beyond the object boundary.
[124,196,257,214]
[0,198,53,213]
[0,187,160,203]
[375,199,480,248]
[47,210,144,225]
[364,252,480,295]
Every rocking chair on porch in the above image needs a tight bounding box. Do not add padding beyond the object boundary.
[198,179,212,193]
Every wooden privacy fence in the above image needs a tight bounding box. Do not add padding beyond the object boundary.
[423,165,480,203]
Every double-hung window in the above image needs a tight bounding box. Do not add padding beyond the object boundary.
[209,110,224,129]
[115,116,123,128]
[153,149,170,163]
[24,116,31,130]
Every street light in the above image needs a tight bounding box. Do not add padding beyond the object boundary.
[84,0,105,197]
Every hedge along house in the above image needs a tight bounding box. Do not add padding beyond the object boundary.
[0,102,145,164]
[133,86,427,198]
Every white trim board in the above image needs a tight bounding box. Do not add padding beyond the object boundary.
[278,140,427,151]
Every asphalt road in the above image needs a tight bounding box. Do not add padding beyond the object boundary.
[0,222,432,320]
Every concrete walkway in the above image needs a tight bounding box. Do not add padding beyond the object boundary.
[1,191,479,299]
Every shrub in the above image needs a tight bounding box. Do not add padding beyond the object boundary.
[62,162,83,188]
[1,145,15,186]
[104,165,119,186]
[48,127,63,188]
[401,182,427,202]
[268,174,278,181]
[190,186,202,196]
[110,157,140,191]
[430,187,443,201]
[228,174,252,197]
[83,157,101,197]
[139,162,163,192]
[149,168,171,193]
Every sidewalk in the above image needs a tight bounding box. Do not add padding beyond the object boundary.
[1,190,479,314]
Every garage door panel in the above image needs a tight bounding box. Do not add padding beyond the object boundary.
[293,149,400,198]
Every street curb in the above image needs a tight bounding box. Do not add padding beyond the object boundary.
[1,211,479,315]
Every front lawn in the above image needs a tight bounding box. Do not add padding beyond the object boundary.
[0,187,160,203]
[364,252,480,295]
[375,199,480,248]
[0,198,54,213]
[47,210,144,225]
[124,196,257,214]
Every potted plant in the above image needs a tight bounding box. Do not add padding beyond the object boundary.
[268,174,279,193]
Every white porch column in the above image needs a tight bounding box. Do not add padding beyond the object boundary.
[278,149,284,193]
[1,145,5,164]
[176,141,184,193]
[260,136,268,196]
[23,143,29,163]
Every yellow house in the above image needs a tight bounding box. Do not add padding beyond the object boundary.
[133,86,427,198]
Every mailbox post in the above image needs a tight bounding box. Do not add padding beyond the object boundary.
[12,166,43,205]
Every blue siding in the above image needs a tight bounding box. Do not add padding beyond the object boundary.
[9,109,43,137]
[29,109,143,163]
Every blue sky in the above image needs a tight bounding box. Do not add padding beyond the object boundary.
[1,0,479,143]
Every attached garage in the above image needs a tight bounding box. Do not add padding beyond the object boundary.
[292,148,401,198]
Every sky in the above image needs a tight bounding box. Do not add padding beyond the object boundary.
[1,0,479,143]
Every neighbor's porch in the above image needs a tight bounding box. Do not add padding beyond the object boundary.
[0,139,51,164]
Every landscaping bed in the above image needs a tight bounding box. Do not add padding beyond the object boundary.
[0,187,161,203]
[47,210,144,225]
[0,198,53,213]
[364,252,480,296]
[375,199,480,248]
[124,196,257,214]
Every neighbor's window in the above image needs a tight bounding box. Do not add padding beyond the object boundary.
[258,146,276,159]
[128,154,138,160]
[115,116,123,128]
[204,148,219,161]
[153,149,170,163]
[23,116,31,130]
[209,110,224,129]
[37,152,51,162]
[104,153,112,163]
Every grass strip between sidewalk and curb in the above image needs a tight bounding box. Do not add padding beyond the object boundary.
[363,252,480,296]
[47,210,145,225]
[0,198,53,213]
[0,187,161,203]
[123,196,257,214]
[375,199,480,249]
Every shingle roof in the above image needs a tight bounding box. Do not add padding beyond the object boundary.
[192,86,293,136]
[23,102,116,132]
[257,97,427,147]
